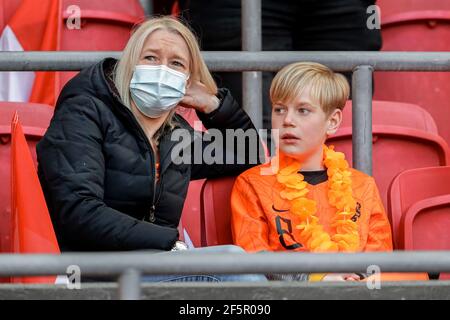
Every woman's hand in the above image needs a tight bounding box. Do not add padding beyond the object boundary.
[180,80,220,114]
[322,273,362,282]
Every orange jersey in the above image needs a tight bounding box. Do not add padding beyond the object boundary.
[231,163,393,253]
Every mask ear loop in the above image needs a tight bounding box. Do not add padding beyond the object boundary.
[185,74,191,89]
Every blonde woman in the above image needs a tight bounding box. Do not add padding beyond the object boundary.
[37,17,265,281]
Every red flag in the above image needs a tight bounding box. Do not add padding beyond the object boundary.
[11,111,60,283]
[0,0,61,104]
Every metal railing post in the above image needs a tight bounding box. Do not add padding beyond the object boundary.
[352,65,374,175]
[242,0,263,130]
[118,268,141,300]
[139,0,152,15]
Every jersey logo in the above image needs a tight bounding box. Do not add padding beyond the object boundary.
[275,215,302,250]
[272,204,289,213]
[351,202,362,222]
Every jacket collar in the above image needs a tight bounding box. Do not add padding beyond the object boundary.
[58,57,193,175]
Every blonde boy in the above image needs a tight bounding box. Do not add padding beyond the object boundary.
[231,62,393,281]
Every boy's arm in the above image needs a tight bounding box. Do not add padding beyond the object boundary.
[231,175,272,252]
[314,178,393,282]
[364,178,394,251]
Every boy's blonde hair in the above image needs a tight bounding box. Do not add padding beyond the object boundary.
[270,62,350,116]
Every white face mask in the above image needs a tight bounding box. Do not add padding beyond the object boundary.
[129,64,189,118]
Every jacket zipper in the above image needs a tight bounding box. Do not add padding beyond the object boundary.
[122,107,159,223]
[148,151,157,223]
[149,170,165,223]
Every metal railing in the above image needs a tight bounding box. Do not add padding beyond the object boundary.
[139,0,152,16]
[1,50,450,175]
[2,51,450,72]
[1,251,450,299]
[1,0,450,300]
[1,50,449,299]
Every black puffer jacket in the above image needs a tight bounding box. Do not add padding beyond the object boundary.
[37,58,263,252]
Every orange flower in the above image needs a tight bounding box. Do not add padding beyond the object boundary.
[277,156,301,176]
[291,198,317,220]
[310,232,332,249]
[315,241,339,252]
[277,174,307,190]
[280,188,309,200]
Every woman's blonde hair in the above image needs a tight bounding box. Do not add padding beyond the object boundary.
[114,16,217,137]
[270,62,350,116]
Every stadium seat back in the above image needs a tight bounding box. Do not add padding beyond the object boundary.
[403,195,450,250]
[0,102,54,253]
[341,100,438,134]
[60,0,143,51]
[327,126,450,212]
[177,108,205,248]
[388,166,450,249]
[179,180,205,248]
[58,0,144,91]
[201,177,236,247]
[377,0,450,17]
[374,7,450,144]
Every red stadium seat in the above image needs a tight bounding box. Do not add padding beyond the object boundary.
[0,102,54,253]
[201,176,236,246]
[377,0,450,18]
[58,0,145,92]
[177,107,205,248]
[179,179,204,248]
[340,100,438,134]
[327,103,450,211]
[374,5,450,145]
[60,0,144,52]
[389,167,450,254]
[403,195,450,250]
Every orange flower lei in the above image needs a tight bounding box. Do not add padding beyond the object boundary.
[276,145,360,252]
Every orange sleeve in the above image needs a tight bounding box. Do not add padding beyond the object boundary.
[364,178,394,252]
[231,175,272,252]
